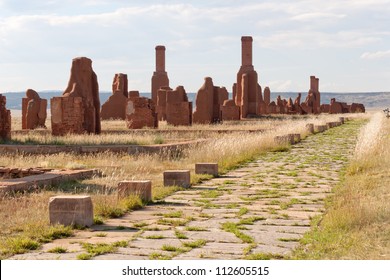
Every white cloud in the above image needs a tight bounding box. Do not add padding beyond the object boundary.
[291,12,346,21]
[361,50,390,59]
[267,80,293,91]
[255,30,381,49]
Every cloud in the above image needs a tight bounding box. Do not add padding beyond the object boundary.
[267,80,293,91]
[361,50,390,59]
[291,12,346,21]
[255,30,381,49]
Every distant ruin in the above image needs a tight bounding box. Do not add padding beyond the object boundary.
[151,45,170,105]
[100,73,128,120]
[193,77,228,124]
[165,86,192,126]
[126,91,158,129]
[234,36,261,118]
[51,57,101,136]
[22,89,47,129]
[0,94,11,141]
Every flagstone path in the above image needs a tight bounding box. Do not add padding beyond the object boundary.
[8,120,364,260]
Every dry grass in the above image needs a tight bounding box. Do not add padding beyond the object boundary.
[293,112,390,259]
[0,113,363,259]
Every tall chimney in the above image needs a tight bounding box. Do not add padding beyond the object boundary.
[155,45,166,72]
[241,36,253,66]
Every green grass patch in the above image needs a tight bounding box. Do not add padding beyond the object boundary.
[161,244,188,253]
[163,211,183,218]
[47,247,67,254]
[244,252,285,260]
[238,216,266,225]
[200,190,223,199]
[77,253,92,260]
[221,222,254,244]
[145,235,165,239]
[149,252,172,260]
[237,207,249,217]
[239,195,261,201]
[182,239,207,248]
[82,242,117,256]
[278,237,300,242]
[152,186,182,201]
[185,226,208,232]
[157,218,188,227]
[174,230,188,239]
[199,213,213,219]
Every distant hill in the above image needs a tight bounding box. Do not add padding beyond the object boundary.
[2,90,389,110]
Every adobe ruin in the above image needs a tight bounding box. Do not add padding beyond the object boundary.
[166,86,192,126]
[0,94,11,141]
[126,91,158,129]
[234,36,261,118]
[193,77,228,124]
[22,89,47,129]
[51,57,101,136]
[151,46,170,105]
[100,73,128,120]
[220,99,240,121]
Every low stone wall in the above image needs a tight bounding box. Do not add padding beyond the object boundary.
[0,169,100,194]
[0,139,207,155]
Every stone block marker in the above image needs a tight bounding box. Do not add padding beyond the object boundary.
[339,117,345,124]
[289,133,301,143]
[314,125,327,133]
[163,170,191,188]
[274,135,294,145]
[117,180,152,202]
[195,163,218,176]
[306,123,314,134]
[49,195,93,227]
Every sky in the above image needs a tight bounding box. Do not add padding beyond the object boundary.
[0,0,389,93]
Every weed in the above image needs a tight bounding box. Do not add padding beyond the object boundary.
[174,230,188,239]
[237,207,249,217]
[163,211,183,218]
[157,219,188,227]
[221,222,254,243]
[145,235,165,239]
[149,252,171,260]
[47,247,67,253]
[182,239,207,248]
[201,190,222,199]
[244,253,285,260]
[185,226,208,232]
[77,253,92,260]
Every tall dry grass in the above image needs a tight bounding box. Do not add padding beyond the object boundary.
[293,111,390,259]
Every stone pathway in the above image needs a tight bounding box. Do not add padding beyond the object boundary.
[8,120,364,260]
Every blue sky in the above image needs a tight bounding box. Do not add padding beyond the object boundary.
[0,0,389,93]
